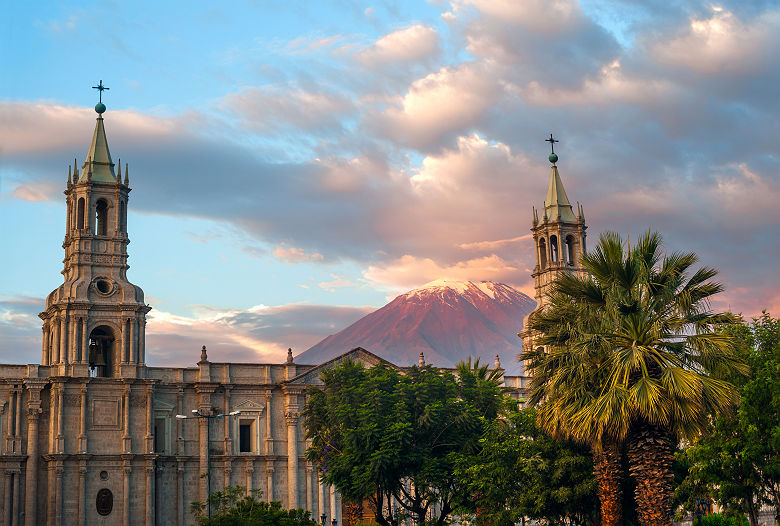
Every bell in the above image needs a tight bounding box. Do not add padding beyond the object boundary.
[88,341,106,367]
[93,350,107,367]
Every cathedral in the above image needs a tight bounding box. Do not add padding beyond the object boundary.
[0,97,583,525]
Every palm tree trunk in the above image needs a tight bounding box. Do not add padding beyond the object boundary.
[627,422,674,526]
[592,441,623,526]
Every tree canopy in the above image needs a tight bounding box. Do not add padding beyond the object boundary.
[303,358,505,526]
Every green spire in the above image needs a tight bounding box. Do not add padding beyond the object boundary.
[544,163,577,223]
[79,112,116,183]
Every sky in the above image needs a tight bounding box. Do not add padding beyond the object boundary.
[1,0,778,367]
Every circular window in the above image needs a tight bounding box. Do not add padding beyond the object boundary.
[99,470,109,480]
[96,280,111,294]
[96,488,113,516]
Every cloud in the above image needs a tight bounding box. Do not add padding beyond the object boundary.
[649,7,780,75]
[363,254,522,291]
[273,243,324,264]
[145,303,374,365]
[357,24,440,66]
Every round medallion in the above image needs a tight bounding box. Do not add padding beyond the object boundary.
[99,470,109,481]
[96,488,113,516]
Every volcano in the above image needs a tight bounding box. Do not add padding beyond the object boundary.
[297,280,536,374]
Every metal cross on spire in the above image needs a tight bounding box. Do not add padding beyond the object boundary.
[545,133,559,154]
[92,80,109,103]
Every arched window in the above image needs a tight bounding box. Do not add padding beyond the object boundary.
[96,199,109,235]
[565,235,575,265]
[77,198,85,229]
[119,201,126,232]
[539,238,547,269]
[550,235,559,263]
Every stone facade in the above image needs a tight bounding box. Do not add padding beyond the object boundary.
[0,104,529,525]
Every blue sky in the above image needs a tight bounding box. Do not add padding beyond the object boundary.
[2,0,779,366]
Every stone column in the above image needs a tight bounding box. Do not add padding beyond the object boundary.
[120,318,127,364]
[80,318,88,364]
[223,387,232,455]
[53,318,61,364]
[55,460,64,526]
[286,413,298,508]
[145,460,154,526]
[23,379,45,526]
[176,461,185,526]
[122,383,131,453]
[245,459,254,496]
[71,317,79,364]
[41,325,49,365]
[78,461,87,526]
[139,320,146,364]
[56,384,64,453]
[176,387,184,455]
[330,485,337,524]
[59,316,68,366]
[129,319,136,364]
[264,391,273,455]
[78,383,88,453]
[319,477,328,522]
[306,463,314,513]
[223,460,232,490]
[14,389,22,454]
[48,388,56,454]
[266,466,274,503]
[196,385,216,507]
[4,470,11,526]
[145,383,154,453]
[122,459,132,526]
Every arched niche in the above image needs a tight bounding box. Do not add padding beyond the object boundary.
[550,235,559,263]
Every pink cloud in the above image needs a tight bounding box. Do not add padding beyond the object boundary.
[357,24,440,65]
[273,242,324,264]
[649,8,780,75]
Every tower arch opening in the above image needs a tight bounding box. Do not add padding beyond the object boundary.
[77,198,85,230]
[565,235,575,265]
[95,199,109,235]
[550,235,559,263]
[539,238,547,269]
[88,325,115,377]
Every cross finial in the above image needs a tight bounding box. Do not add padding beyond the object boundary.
[545,133,559,154]
[92,80,109,103]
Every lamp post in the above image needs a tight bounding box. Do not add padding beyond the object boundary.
[176,409,241,517]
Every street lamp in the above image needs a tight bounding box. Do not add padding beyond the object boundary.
[176,409,241,517]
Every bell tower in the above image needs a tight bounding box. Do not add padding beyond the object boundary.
[520,135,587,362]
[39,83,150,378]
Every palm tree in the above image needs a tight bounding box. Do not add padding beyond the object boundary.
[523,230,746,526]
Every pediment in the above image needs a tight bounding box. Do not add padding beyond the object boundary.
[154,399,175,412]
[286,347,400,386]
[233,399,266,412]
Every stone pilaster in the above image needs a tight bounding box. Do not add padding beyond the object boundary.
[145,458,155,526]
[245,459,254,495]
[266,464,275,503]
[78,459,87,526]
[122,456,132,526]
[78,383,88,453]
[23,378,46,526]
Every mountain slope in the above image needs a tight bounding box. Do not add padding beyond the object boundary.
[297,280,535,374]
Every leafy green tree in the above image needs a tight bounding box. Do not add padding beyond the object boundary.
[678,312,780,526]
[454,406,598,526]
[191,486,319,526]
[303,358,505,526]
[524,231,745,526]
